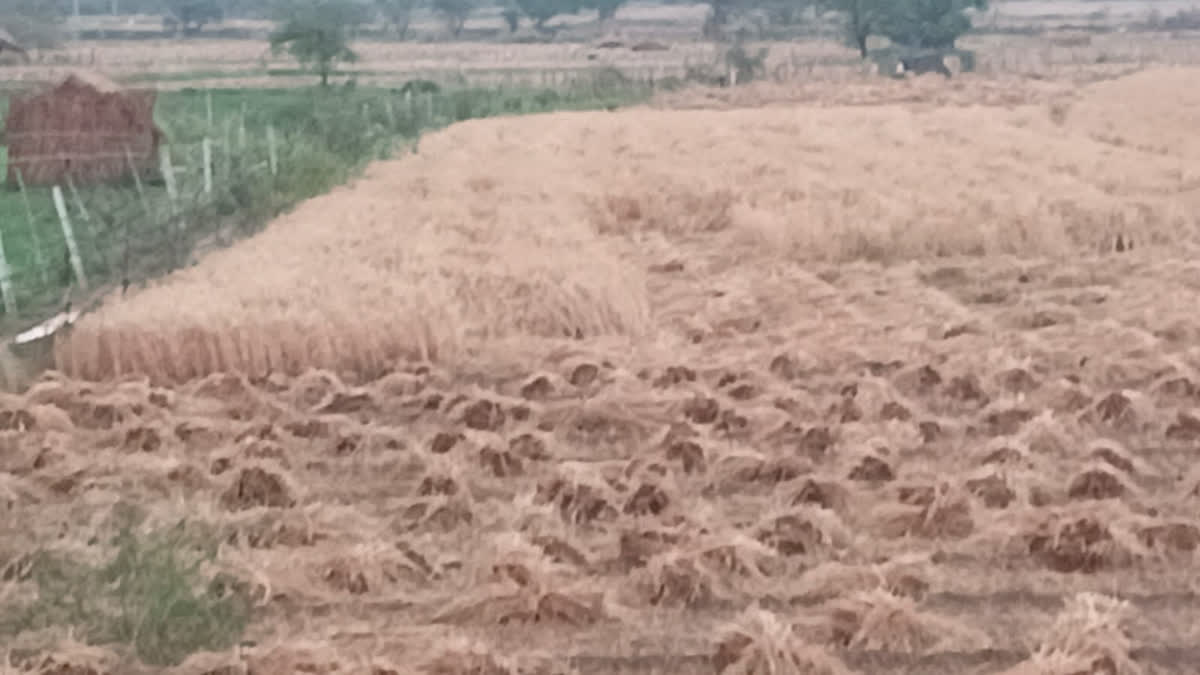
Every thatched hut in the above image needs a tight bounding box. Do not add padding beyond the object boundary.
[4,70,165,188]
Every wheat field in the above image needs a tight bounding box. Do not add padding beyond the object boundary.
[4,67,1200,674]
[57,67,1200,382]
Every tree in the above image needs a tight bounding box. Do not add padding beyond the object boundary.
[877,0,986,49]
[269,0,367,85]
[375,0,416,39]
[820,0,984,57]
[432,0,472,36]
[819,0,885,57]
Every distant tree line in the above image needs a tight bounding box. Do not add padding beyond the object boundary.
[702,0,986,51]
[4,0,986,55]
[23,0,637,36]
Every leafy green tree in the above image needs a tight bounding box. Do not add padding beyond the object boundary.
[820,0,983,56]
[819,0,884,57]
[432,0,473,36]
[375,0,416,39]
[269,0,367,85]
[877,0,986,49]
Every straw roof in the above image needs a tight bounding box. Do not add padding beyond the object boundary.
[51,69,126,94]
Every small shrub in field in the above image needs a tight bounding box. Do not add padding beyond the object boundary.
[1,521,252,667]
[726,42,770,85]
[276,142,353,203]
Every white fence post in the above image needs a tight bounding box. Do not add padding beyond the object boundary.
[51,186,89,292]
[202,137,213,195]
[0,228,16,315]
[159,145,182,230]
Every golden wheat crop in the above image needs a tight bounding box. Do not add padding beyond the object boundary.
[56,67,1200,384]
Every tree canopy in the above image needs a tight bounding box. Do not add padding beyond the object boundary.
[875,0,987,49]
[268,0,368,85]
[818,0,985,54]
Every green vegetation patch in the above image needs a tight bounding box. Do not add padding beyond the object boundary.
[1,518,252,667]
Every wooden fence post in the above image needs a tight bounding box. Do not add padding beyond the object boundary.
[51,186,89,292]
[13,169,49,286]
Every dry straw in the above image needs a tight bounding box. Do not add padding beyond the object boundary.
[56,67,1200,385]
[1002,593,1142,675]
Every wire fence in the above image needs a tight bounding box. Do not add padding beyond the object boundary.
[1,133,275,326]
[0,74,656,339]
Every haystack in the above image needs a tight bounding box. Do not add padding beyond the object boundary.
[4,70,165,188]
